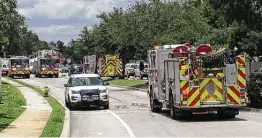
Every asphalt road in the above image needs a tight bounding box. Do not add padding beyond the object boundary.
[17,75,262,137]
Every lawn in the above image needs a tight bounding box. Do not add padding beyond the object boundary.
[8,78,65,137]
[0,82,26,132]
[106,79,148,89]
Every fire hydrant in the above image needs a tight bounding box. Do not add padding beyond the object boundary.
[44,86,50,97]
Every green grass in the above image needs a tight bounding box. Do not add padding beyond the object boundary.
[0,82,26,132]
[106,79,148,89]
[7,78,65,137]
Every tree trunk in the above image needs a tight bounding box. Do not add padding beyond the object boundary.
[120,54,127,79]
[95,55,98,74]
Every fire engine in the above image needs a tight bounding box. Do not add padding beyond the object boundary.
[83,55,123,78]
[147,43,248,119]
[31,50,60,78]
[7,56,30,78]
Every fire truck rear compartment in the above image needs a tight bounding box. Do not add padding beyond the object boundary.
[147,43,247,119]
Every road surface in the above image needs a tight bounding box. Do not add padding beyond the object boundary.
[17,75,262,137]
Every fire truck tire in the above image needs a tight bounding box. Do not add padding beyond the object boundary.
[150,96,161,113]
[169,94,181,120]
[217,110,236,119]
[55,74,58,78]
[103,104,109,109]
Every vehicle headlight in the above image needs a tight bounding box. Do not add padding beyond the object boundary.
[99,89,107,93]
[71,90,80,94]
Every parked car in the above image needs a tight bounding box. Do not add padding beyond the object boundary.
[59,64,69,73]
[1,64,9,76]
[64,73,110,110]
[68,64,83,76]
[125,63,139,78]
[134,63,148,79]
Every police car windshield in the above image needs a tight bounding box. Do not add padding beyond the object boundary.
[71,77,104,86]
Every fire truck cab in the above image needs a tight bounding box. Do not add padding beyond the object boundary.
[8,56,30,78]
[31,50,60,78]
[147,43,247,120]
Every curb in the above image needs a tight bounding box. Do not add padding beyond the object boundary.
[109,84,147,92]
[7,78,71,137]
[38,86,70,138]
[56,99,70,137]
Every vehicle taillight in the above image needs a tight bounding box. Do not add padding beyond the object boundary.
[25,67,29,70]
[42,68,46,70]
[54,68,58,70]
[12,68,16,71]
[182,90,188,105]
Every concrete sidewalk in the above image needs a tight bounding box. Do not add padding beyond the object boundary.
[0,78,52,137]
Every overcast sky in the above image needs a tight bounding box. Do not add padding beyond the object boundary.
[17,0,129,44]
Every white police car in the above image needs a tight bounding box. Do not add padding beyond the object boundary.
[64,73,109,110]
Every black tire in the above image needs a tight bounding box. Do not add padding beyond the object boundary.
[103,104,109,109]
[169,94,181,120]
[65,97,69,108]
[217,110,236,119]
[55,74,58,78]
[150,95,161,113]
[67,96,73,110]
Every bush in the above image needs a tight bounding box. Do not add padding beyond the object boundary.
[247,73,262,108]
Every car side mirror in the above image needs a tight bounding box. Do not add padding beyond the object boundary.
[104,82,109,85]
[64,84,68,87]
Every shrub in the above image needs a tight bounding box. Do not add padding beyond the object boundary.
[247,73,262,108]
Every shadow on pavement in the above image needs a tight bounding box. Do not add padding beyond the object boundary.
[69,106,105,111]
[156,109,247,122]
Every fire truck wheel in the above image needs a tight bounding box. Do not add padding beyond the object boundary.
[169,94,181,120]
[55,74,58,78]
[217,110,236,119]
[150,96,161,113]
[103,104,109,109]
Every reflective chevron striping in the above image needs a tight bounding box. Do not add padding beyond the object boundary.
[180,80,189,91]
[200,78,223,102]
[236,55,247,104]
[11,70,30,75]
[187,87,200,107]
[40,71,59,75]
[237,55,246,89]
[227,86,240,105]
